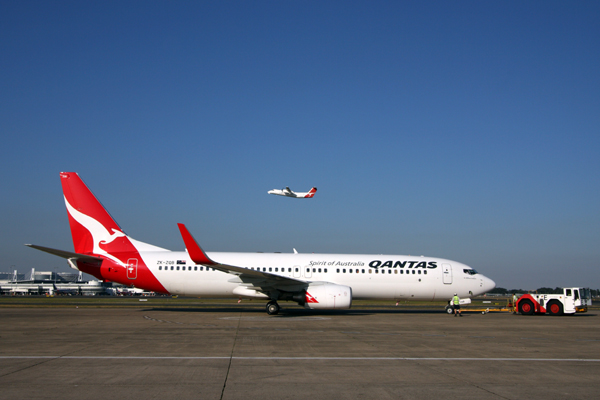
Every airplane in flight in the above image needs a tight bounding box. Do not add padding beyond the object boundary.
[27,173,495,315]
[268,186,317,198]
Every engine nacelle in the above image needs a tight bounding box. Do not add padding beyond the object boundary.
[303,283,352,310]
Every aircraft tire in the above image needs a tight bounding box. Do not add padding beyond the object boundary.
[547,300,564,316]
[266,301,280,315]
[518,299,535,315]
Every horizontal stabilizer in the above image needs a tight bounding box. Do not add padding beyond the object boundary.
[25,244,104,264]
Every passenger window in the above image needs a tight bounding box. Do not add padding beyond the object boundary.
[343,269,346,273]
[424,270,427,275]
[375,270,379,274]
[313,268,316,273]
[388,270,391,274]
[336,269,340,273]
[369,269,372,274]
[159,266,162,270]
[194,266,197,271]
[318,268,322,273]
[176,266,180,271]
[324,268,328,273]
[418,270,421,274]
[400,270,403,274]
[295,268,298,272]
[362,269,365,273]
[412,270,415,274]
[189,267,192,271]
[394,270,397,274]
[269,267,272,272]
[349,269,352,273]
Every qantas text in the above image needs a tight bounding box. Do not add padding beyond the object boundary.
[369,260,438,269]
[308,260,438,269]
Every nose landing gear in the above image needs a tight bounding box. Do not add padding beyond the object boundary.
[266,301,280,315]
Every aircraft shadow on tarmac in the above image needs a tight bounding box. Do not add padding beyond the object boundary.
[140,306,445,316]
[140,306,598,317]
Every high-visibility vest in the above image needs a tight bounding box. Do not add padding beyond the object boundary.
[453,296,460,305]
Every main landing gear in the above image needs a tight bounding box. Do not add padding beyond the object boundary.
[266,301,280,315]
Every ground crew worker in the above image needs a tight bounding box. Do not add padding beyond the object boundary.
[452,293,462,317]
[512,293,518,314]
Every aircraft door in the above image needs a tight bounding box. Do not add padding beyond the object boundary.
[442,263,452,284]
[293,266,301,278]
[127,258,138,280]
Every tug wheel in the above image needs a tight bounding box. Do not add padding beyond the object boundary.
[547,301,564,316]
[518,299,535,315]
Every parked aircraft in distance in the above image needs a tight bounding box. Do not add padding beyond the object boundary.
[27,173,495,315]
[268,186,317,198]
[50,283,81,296]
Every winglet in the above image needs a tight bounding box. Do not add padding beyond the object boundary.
[177,223,216,265]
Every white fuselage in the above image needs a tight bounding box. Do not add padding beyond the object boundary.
[136,251,494,301]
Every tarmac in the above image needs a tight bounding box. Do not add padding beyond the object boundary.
[1,302,599,399]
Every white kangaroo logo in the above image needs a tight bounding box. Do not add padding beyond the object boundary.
[64,196,127,266]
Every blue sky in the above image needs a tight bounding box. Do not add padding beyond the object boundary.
[1,1,599,290]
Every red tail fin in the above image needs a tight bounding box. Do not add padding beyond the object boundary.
[60,172,126,255]
[304,187,317,198]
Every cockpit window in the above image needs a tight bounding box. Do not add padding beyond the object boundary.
[463,269,478,275]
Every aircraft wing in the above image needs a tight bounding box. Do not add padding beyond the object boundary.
[177,224,308,292]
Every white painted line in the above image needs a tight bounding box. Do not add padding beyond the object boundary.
[218,317,331,321]
[1,356,599,362]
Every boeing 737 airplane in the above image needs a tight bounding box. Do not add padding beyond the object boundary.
[268,186,317,198]
[27,173,495,315]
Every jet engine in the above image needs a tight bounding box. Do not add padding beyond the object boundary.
[300,283,352,310]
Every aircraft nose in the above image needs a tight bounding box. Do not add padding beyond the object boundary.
[482,276,496,293]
